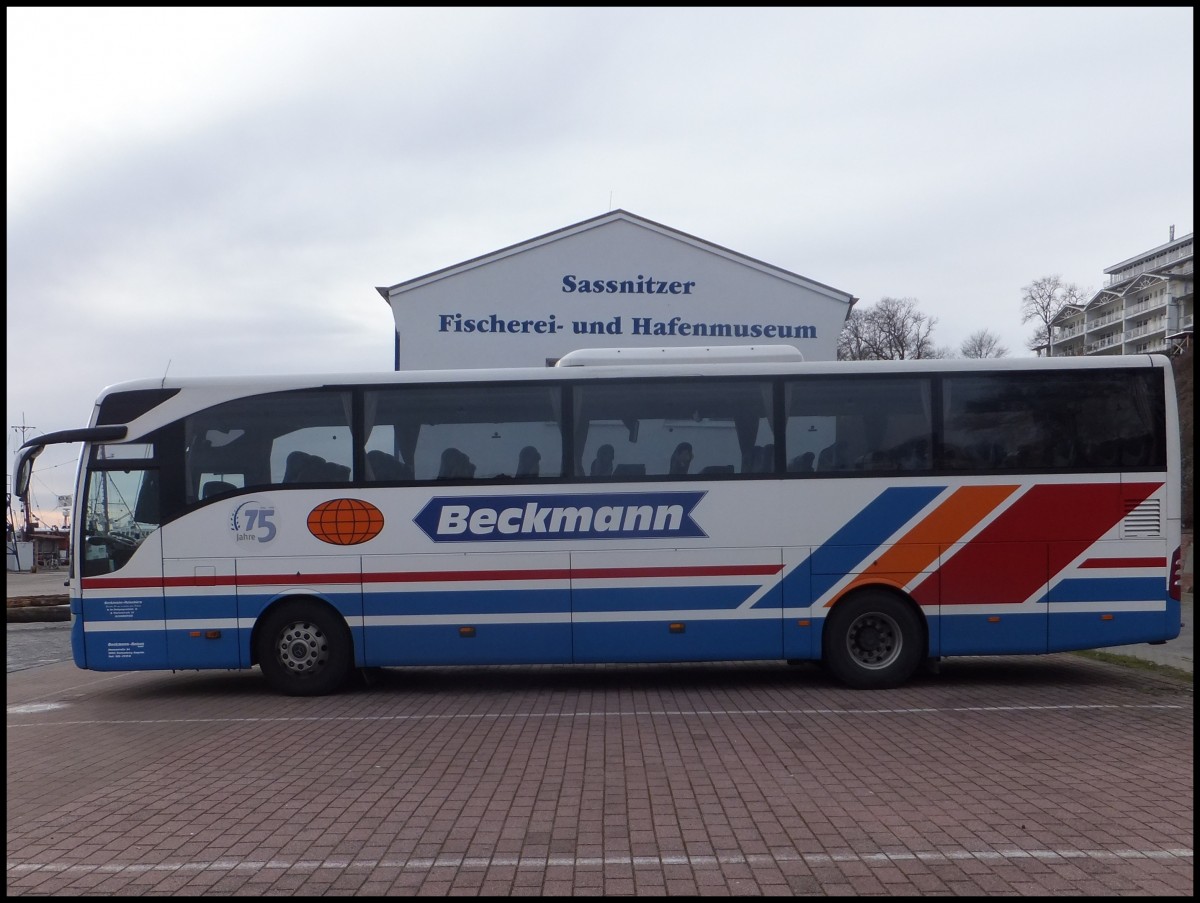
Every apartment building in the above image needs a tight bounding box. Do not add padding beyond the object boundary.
[1049,227,1193,357]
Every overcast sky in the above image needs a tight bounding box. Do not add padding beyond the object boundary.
[6,6,1194,523]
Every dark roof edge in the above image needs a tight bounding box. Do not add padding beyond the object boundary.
[376,209,856,305]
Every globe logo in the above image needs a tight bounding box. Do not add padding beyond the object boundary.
[306,498,385,545]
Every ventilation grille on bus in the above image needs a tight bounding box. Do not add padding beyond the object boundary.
[1121,497,1162,538]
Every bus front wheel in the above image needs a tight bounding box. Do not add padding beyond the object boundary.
[823,591,923,690]
[256,600,352,696]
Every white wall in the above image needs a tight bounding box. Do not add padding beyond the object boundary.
[384,215,852,369]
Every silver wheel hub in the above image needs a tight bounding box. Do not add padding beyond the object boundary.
[846,613,901,669]
[276,621,329,674]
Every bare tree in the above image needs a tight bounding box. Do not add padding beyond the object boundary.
[838,297,949,360]
[1021,275,1089,356]
[836,307,873,361]
[960,328,1008,359]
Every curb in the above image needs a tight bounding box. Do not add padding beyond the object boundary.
[8,604,71,623]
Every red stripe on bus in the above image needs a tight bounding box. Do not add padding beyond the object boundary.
[82,563,782,592]
[1080,557,1166,568]
[81,576,166,589]
[364,569,568,583]
[571,564,782,580]
[911,482,1162,606]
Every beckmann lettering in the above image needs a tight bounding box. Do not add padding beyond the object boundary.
[414,492,707,542]
[562,275,696,295]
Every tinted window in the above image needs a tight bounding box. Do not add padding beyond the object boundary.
[365,383,563,481]
[574,379,774,478]
[942,370,1164,470]
[183,389,353,503]
[784,377,932,474]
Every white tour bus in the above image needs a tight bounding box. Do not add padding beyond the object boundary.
[13,346,1183,695]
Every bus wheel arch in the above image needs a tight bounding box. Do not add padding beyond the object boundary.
[252,596,354,696]
[822,586,926,690]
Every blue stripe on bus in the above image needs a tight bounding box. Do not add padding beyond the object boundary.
[779,556,813,607]
[1049,604,1179,652]
[573,584,771,612]
[364,589,569,616]
[365,623,573,665]
[809,486,944,599]
[1045,577,1166,603]
[573,619,781,663]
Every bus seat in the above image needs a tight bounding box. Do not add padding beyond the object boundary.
[590,444,615,476]
[516,445,541,478]
[324,461,351,481]
[202,480,238,500]
[787,453,815,473]
[818,440,849,471]
[283,451,321,483]
[438,447,474,479]
[367,450,409,481]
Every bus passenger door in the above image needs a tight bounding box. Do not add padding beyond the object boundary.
[361,552,572,665]
[78,533,168,671]
[164,558,240,669]
[571,548,784,663]
[77,461,168,670]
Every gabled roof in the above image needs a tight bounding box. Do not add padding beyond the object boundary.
[1050,303,1087,326]
[376,209,856,307]
[1083,272,1171,310]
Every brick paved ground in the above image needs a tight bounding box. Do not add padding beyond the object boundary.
[6,655,1193,896]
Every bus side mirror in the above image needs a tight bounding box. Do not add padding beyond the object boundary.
[13,445,43,498]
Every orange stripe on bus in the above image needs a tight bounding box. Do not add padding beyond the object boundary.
[832,485,1019,602]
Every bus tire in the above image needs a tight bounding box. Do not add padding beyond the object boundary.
[255,600,353,696]
[823,590,923,690]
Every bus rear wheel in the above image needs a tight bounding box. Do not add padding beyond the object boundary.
[256,600,352,696]
[823,591,923,690]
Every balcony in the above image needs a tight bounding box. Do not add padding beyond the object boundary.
[1127,298,1168,316]
[1126,321,1165,340]
[1086,334,1125,353]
